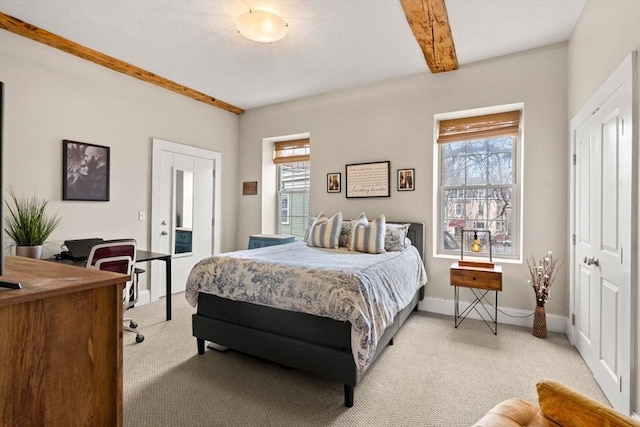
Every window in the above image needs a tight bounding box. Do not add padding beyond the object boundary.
[280,194,290,225]
[437,110,521,258]
[274,139,310,240]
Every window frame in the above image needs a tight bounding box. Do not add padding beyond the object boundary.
[433,105,523,261]
[280,193,290,225]
[276,160,310,239]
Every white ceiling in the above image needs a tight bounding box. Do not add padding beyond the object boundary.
[0,0,585,111]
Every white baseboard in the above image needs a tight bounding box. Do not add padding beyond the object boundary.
[632,412,640,421]
[136,289,151,306]
[418,296,568,334]
[132,292,568,333]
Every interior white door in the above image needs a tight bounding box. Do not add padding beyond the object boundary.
[571,53,634,414]
[151,138,221,299]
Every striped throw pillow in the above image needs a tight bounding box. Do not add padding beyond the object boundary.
[349,214,386,254]
[303,216,317,243]
[307,212,343,249]
[347,212,368,251]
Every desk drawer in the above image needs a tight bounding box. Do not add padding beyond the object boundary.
[450,268,502,291]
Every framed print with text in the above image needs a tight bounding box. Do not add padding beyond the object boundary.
[345,161,390,198]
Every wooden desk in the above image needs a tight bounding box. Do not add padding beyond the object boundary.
[0,256,128,426]
[450,261,502,334]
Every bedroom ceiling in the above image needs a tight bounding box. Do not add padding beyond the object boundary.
[0,0,585,112]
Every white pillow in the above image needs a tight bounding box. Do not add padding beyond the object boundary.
[307,212,343,249]
[349,213,386,254]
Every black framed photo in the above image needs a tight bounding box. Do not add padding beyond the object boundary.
[345,161,391,198]
[327,172,341,193]
[63,140,110,201]
[398,168,415,191]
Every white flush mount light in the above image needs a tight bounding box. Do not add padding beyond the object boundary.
[236,9,288,43]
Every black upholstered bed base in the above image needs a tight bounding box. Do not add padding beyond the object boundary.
[192,222,426,407]
[192,286,423,407]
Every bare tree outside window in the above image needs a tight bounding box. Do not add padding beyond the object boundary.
[440,136,516,257]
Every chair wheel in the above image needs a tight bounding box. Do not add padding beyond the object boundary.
[136,334,144,343]
[129,321,138,329]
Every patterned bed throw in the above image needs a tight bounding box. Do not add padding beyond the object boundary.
[185,241,428,374]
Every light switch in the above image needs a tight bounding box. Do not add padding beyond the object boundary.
[138,211,146,221]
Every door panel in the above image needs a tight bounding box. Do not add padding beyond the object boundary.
[599,113,620,253]
[599,279,618,378]
[151,138,221,299]
[577,266,591,344]
[575,119,595,363]
[193,157,214,257]
[571,53,633,414]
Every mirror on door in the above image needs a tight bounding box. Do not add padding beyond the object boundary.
[174,168,194,256]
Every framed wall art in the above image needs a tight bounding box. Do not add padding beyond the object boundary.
[63,140,110,201]
[398,168,415,191]
[345,161,390,198]
[243,181,258,195]
[327,172,341,193]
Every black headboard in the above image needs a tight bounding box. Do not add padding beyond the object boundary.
[406,222,425,260]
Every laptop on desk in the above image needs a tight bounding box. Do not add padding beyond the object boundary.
[61,238,104,261]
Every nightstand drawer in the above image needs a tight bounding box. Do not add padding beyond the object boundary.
[450,267,502,291]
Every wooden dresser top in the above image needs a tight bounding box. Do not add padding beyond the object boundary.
[0,256,128,307]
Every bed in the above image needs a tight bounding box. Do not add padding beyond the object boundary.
[185,221,427,407]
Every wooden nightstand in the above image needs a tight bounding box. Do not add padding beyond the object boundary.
[450,261,503,334]
[248,234,295,249]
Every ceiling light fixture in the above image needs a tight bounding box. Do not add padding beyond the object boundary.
[236,9,288,43]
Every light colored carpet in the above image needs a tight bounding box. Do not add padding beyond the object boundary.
[123,293,608,426]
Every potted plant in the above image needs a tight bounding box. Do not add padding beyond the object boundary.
[4,187,61,259]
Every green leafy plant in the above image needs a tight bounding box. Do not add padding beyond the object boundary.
[4,187,61,246]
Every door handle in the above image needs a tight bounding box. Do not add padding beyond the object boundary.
[161,231,168,236]
[586,257,600,267]
[583,256,588,264]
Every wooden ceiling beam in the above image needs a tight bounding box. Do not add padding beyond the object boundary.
[399,0,459,73]
[0,12,244,115]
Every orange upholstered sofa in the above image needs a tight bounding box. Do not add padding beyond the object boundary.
[472,379,640,427]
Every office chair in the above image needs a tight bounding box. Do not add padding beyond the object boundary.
[87,239,144,343]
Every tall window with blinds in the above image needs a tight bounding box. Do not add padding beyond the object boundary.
[274,139,310,240]
[437,111,521,258]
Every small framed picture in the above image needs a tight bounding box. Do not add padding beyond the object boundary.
[63,140,110,201]
[242,181,258,195]
[398,168,415,191]
[327,173,341,193]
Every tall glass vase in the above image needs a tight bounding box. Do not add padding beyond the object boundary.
[532,305,547,338]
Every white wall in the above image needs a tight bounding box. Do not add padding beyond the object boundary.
[0,30,240,291]
[239,43,569,319]
[568,0,640,416]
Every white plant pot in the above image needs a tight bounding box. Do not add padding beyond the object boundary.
[15,245,44,259]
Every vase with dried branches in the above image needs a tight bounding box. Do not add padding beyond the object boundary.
[527,251,562,338]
